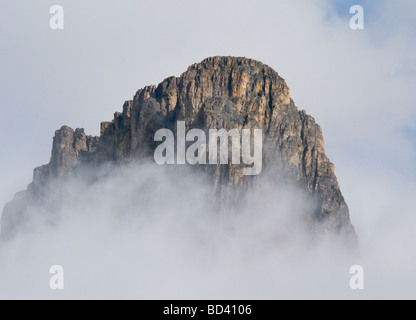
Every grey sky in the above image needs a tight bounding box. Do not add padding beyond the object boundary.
[0,0,416,298]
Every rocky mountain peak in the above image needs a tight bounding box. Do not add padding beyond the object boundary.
[1,56,357,246]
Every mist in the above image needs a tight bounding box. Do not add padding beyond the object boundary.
[0,161,414,299]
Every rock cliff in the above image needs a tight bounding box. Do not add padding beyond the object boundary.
[0,56,357,246]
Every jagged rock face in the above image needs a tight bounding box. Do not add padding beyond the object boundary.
[49,127,98,177]
[1,56,357,245]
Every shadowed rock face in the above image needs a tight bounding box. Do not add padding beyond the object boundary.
[1,56,357,246]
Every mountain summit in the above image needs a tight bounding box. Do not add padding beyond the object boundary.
[1,56,357,245]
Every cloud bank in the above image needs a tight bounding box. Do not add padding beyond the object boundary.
[0,162,354,299]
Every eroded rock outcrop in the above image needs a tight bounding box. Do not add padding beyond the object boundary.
[1,56,357,246]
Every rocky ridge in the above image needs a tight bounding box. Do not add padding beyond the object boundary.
[1,56,357,245]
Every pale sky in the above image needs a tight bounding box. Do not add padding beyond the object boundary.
[0,0,416,298]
